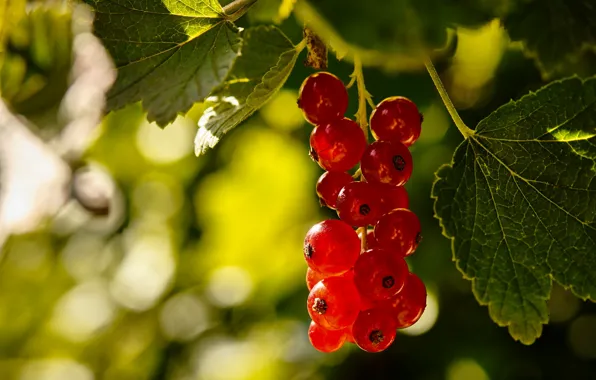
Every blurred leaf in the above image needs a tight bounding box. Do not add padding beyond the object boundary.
[195,25,299,155]
[0,7,72,116]
[503,0,596,76]
[83,0,242,127]
[433,75,596,344]
[0,0,26,65]
[248,0,296,24]
[300,0,496,56]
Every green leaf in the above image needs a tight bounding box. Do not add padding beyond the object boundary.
[195,25,299,155]
[432,76,596,344]
[503,0,596,76]
[300,0,496,56]
[84,0,242,127]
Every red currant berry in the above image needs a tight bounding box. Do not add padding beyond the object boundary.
[344,326,355,344]
[307,276,360,330]
[377,183,409,214]
[316,171,353,209]
[374,209,421,256]
[352,306,397,353]
[361,141,413,186]
[308,320,347,352]
[353,248,408,301]
[336,182,383,227]
[304,220,360,276]
[383,272,427,328]
[306,268,325,291]
[298,72,348,125]
[310,118,367,172]
[370,96,422,146]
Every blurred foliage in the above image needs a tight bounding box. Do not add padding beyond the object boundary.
[1,1,596,380]
[0,6,72,116]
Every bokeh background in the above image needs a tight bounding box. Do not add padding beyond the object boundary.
[1,4,596,380]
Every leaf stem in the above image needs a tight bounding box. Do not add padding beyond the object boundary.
[223,0,257,21]
[423,56,474,139]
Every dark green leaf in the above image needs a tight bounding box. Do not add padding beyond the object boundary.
[195,25,299,155]
[432,76,596,344]
[302,0,496,55]
[84,0,242,126]
[503,0,596,76]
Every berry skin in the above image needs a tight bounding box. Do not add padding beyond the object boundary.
[352,307,397,353]
[298,72,349,125]
[336,182,383,227]
[377,183,409,214]
[353,248,408,301]
[374,208,421,256]
[306,268,325,291]
[370,96,422,146]
[382,272,427,328]
[308,320,347,353]
[303,220,360,276]
[316,171,353,209]
[310,118,367,172]
[307,276,360,330]
[361,140,413,186]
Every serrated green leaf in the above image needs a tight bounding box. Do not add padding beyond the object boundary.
[195,25,298,155]
[503,0,596,76]
[432,76,596,345]
[300,0,496,56]
[84,0,242,127]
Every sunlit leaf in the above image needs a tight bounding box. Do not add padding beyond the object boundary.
[84,0,242,126]
[195,25,299,155]
[433,75,596,344]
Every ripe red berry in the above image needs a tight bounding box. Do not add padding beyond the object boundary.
[310,118,367,172]
[303,220,360,276]
[307,276,360,330]
[353,248,408,301]
[374,209,421,256]
[298,72,348,125]
[306,268,325,291]
[344,326,355,344]
[316,171,353,209]
[370,96,422,146]
[377,183,409,214]
[361,140,413,186]
[383,272,427,328]
[352,307,397,353]
[336,182,383,227]
[308,320,347,353]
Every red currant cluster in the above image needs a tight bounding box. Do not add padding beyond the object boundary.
[298,72,427,353]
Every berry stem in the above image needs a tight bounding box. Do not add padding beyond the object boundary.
[350,56,375,137]
[359,226,367,252]
[223,0,258,21]
[423,57,475,139]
